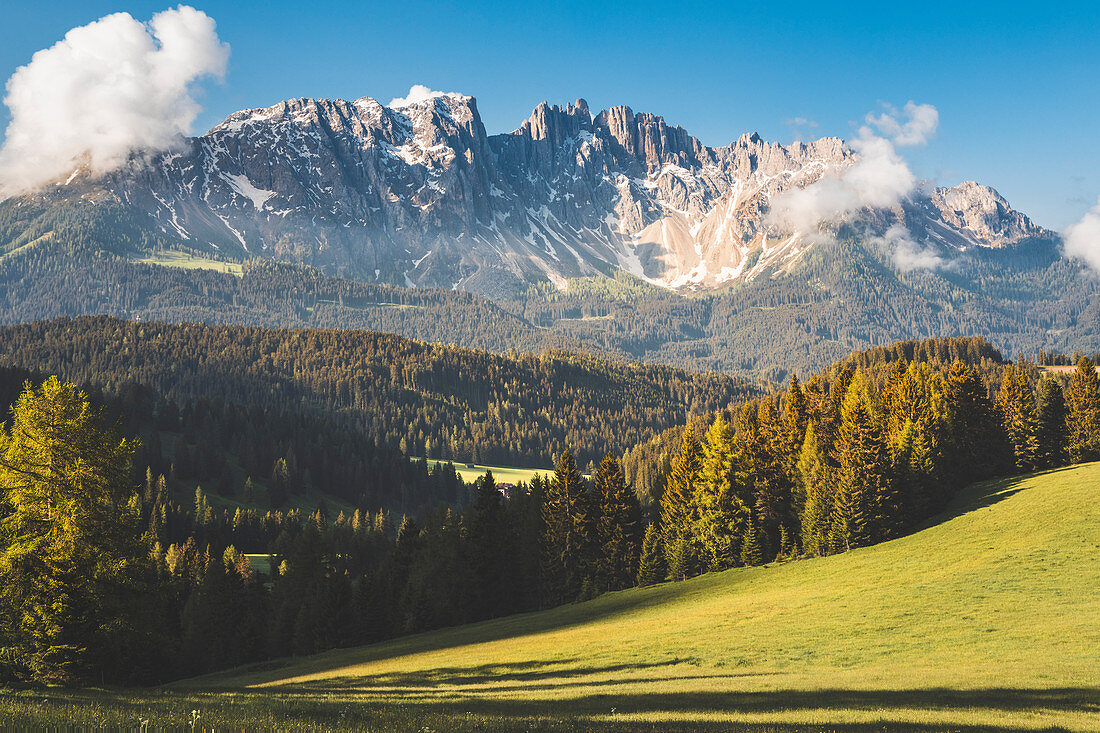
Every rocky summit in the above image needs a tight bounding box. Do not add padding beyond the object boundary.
[25,92,1051,295]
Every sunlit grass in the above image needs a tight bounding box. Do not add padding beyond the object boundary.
[5,463,1099,730]
[418,457,552,485]
[133,251,244,276]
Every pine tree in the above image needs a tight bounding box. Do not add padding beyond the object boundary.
[750,400,791,560]
[636,523,666,586]
[1036,378,1069,468]
[693,414,748,572]
[739,516,763,566]
[782,375,809,463]
[660,424,701,534]
[0,377,152,684]
[886,363,944,522]
[833,372,894,547]
[1066,356,1100,463]
[467,470,517,618]
[997,365,1040,473]
[541,449,589,605]
[659,424,702,577]
[945,360,1004,493]
[593,456,641,591]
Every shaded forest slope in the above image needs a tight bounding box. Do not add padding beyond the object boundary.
[0,316,754,467]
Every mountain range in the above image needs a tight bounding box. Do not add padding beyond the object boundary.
[18,92,1053,291]
[0,92,1095,379]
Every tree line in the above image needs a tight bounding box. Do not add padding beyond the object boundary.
[5,338,1100,686]
[0,375,642,684]
[633,352,1100,582]
[0,316,753,469]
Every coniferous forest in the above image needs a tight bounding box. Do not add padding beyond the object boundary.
[2,332,1098,686]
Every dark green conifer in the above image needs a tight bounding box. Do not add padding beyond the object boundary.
[593,456,641,592]
[1066,356,1100,462]
[1037,378,1069,468]
[739,516,763,566]
[636,523,666,586]
[541,449,589,605]
[997,365,1040,472]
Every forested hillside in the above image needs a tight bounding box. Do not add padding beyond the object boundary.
[625,336,1016,500]
[0,316,753,468]
[620,335,1100,583]
[3,207,1100,380]
[5,336,1099,688]
[0,364,465,517]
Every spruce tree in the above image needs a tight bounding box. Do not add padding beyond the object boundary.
[636,523,666,586]
[1036,378,1069,468]
[467,471,517,618]
[1066,356,1100,462]
[739,516,763,566]
[593,456,641,592]
[750,400,792,560]
[660,424,702,576]
[997,365,1040,473]
[944,360,1003,492]
[833,372,894,546]
[782,375,809,463]
[541,449,589,605]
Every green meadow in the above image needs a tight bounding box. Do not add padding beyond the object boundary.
[133,251,244,276]
[4,463,1098,730]
[420,457,551,485]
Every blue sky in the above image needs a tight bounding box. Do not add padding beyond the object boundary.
[2,0,1097,228]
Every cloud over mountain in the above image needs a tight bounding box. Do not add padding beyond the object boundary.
[0,5,229,198]
[387,85,452,109]
[1063,197,1100,272]
[766,102,938,236]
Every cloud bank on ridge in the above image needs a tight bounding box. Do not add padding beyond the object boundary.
[0,5,229,198]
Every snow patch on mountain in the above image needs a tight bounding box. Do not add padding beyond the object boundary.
[223,173,275,210]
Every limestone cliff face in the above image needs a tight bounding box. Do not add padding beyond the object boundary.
[24,93,1052,293]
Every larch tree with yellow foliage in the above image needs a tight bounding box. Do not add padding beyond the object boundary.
[0,377,152,684]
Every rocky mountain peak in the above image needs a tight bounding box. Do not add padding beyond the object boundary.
[930,181,1045,246]
[24,90,1052,295]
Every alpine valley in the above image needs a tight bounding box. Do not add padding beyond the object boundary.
[2,91,1097,379]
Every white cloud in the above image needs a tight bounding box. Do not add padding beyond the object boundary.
[387,84,450,108]
[875,223,945,272]
[767,102,937,235]
[0,6,229,198]
[864,101,939,147]
[1063,197,1100,272]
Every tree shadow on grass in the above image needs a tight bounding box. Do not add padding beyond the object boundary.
[904,465,1079,537]
[39,680,1098,731]
[286,681,1100,730]
[187,466,1087,700]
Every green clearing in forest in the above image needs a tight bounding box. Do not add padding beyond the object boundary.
[5,462,1099,730]
[133,250,244,276]
[419,457,551,485]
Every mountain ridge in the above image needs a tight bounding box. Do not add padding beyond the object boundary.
[10,92,1053,295]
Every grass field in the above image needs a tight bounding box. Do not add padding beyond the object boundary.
[419,457,552,485]
[4,463,1099,730]
[133,250,244,276]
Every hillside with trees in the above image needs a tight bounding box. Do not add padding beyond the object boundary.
[3,336,1099,687]
[3,213,1100,381]
[0,316,754,469]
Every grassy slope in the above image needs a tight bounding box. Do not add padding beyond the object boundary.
[132,251,244,276]
[6,464,1100,730]
[419,457,551,485]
